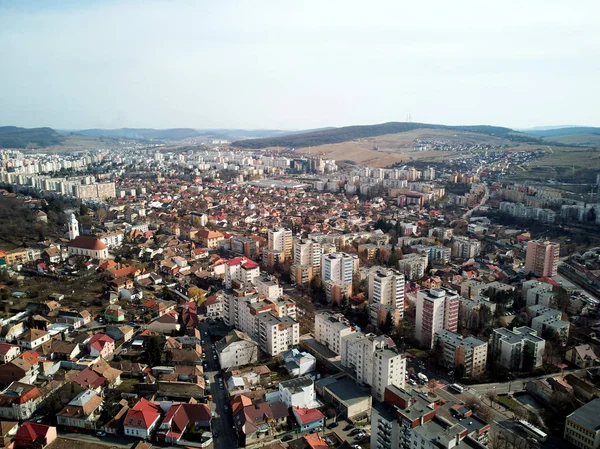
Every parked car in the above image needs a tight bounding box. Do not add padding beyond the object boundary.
[96,431,106,437]
[327,422,339,429]
[343,424,354,431]
[282,435,293,442]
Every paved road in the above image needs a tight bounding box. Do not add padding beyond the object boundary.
[462,183,489,219]
[200,321,237,449]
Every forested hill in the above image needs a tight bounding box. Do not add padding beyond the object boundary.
[232,122,535,149]
[0,126,65,149]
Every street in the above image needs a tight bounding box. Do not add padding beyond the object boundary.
[199,320,237,449]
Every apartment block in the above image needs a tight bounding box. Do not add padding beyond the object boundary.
[368,268,405,326]
[314,312,356,355]
[257,314,299,356]
[224,257,260,289]
[341,332,405,402]
[451,237,481,260]
[525,240,560,277]
[491,326,546,371]
[397,253,428,280]
[435,329,488,378]
[268,228,293,261]
[415,288,460,349]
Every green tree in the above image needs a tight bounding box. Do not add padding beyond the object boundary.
[147,335,163,366]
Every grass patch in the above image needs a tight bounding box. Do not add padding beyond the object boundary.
[406,348,426,358]
[495,394,520,410]
[118,377,139,393]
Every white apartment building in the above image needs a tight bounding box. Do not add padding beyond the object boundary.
[491,326,546,371]
[397,253,428,281]
[257,314,299,356]
[224,257,260,289]
[255,275,283,300]
[321,252,359,284]
[341,332,406,402]
[278,376,318,409]
[435,329,488,378]
[268,228,293,261]
[314,312,357,355]
[291,238,323,285]
[368,268,405,325]
[451,237,481,260]
[414,288,459,349]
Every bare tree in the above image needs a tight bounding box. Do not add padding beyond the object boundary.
[487,391,498,408]
[512,405,528,422]
[477,405,495,423]
[464,395,482,412]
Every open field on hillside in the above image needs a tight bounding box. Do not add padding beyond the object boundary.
[293,128,546,167]
[23,134,119,153]
[543,133,600,146]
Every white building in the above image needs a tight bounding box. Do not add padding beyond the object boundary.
[68,213,80,240]
[491,326,546,371]
[451,237,481,260]
[397,253,428,281]
[256,314,299,356]
[368,268,405,326]
[216,330,259,369]
[321,252,359,284]
[341,332,406,402]
[255,275,283,300]
[268,228,293,261]
[279,376,318,409]
[224,257,260,289]
[314,312,357,355]
[414,288,460,349]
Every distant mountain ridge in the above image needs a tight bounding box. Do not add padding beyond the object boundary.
[523,126,600,137]
[71,127,328,141]
[232,121,537,149]
[0,126,65,149]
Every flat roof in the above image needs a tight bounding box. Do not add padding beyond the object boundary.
[318,377,370,406]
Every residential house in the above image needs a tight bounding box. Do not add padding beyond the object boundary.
[0,420,18,447]
[0,359,37,386]
[50,341,82,361]
[57,389,103,430]
[105,325,134,346]
[124,398,162,439]
[147,312,180,335]
[87,334,115,359]
[105,306,126,323]
[0,344,20,364]
[0,383,43,420]
[292,407,325,432]
[13,423,57,449]
[16,329,50,351]
[566,344,599,369]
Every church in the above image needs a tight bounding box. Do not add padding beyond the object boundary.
[66,214,109,260]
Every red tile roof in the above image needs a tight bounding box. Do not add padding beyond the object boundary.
[125,398,162,429]
[292,407,325,425]
[68,236,107,250]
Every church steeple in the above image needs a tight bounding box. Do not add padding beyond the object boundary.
[69,213,80,240]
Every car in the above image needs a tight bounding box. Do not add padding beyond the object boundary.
[202,353,206,358]
[224,405,229,412]
[356,432,365,438]
[213,354,217,360]
[327,422,339,429]
[353,446,362,449]
[129,321,136,326]
[96,431,106,437]
[213,430,219,438]
[282,435,293,442]
[409,379,417,386]
[349,429,361,436]
[343,424,354,431]
[204,331,209,336]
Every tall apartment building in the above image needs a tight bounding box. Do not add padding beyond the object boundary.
[321,252,359,284]
[368,268,405,326]
[564,398,600,449]
[223,291,298,356]
[414,288,459,349]
[231,236,259,259]
[491,326,546,371]
[451,237,481,260]
[291,238,323,285]
[224,257,260,289]
[314,312,356,355]
[397,253,428,280]
[321,252,358,302]
[257,314,299,356]
[341,332,405,402]
[524,240,560,277]
[268,228,293,261]
[434,330,488,378]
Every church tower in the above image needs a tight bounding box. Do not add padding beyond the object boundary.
[69,213,79,240]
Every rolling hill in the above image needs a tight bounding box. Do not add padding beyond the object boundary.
[231,122,538,149]
[524,126,600,137]
[0,126,65,149]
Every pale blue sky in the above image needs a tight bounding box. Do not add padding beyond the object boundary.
[0,0,598,130]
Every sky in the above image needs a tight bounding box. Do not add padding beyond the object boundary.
[1,0,599,130]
